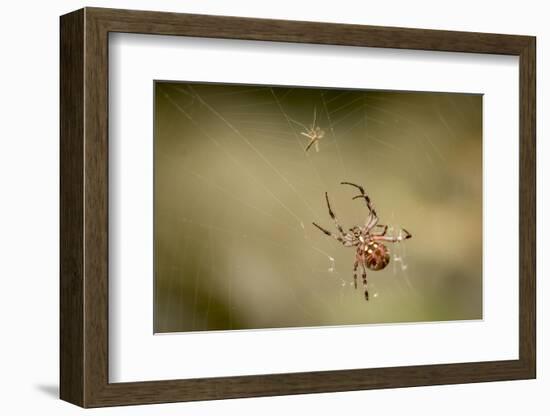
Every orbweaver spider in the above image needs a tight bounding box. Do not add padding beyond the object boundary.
[312,182,412,301]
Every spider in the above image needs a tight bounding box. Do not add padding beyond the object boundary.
[312,182,412,301]
[299,107,325,152]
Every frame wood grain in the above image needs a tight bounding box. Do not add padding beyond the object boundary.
[60,7,536,408]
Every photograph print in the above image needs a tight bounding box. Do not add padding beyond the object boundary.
[154,81,482,333]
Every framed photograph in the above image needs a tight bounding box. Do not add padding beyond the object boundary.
[60,7,536,407]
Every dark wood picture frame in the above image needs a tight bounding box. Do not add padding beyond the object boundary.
[60,7,536,408]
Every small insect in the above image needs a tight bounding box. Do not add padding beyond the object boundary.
[313,182,412,301]
[299,107,325,152]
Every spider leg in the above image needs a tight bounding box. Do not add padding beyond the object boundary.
[360,261,369,301]
[312,221,332,236]
[351,194,378,217]
[365,212,379,231]
[353,260,358,289]
[312,222,347,245]
[373,224,388,236]
[324,192,347,236]
[341,181,365,195]
[341,182,379,226]
[372,228,412,243]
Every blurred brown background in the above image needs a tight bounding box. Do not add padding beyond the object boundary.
[154,81,482,333]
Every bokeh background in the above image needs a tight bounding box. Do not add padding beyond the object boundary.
[154,81,482,333]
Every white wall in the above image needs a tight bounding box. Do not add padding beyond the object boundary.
[0,1,545,414]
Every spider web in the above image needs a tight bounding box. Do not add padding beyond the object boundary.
[154,82,482,332]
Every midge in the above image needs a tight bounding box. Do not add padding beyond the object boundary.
[313,182,412,301]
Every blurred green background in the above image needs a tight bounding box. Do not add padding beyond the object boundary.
[154,81,482,333]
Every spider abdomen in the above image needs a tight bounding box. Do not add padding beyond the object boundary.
[365,241,390,271]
